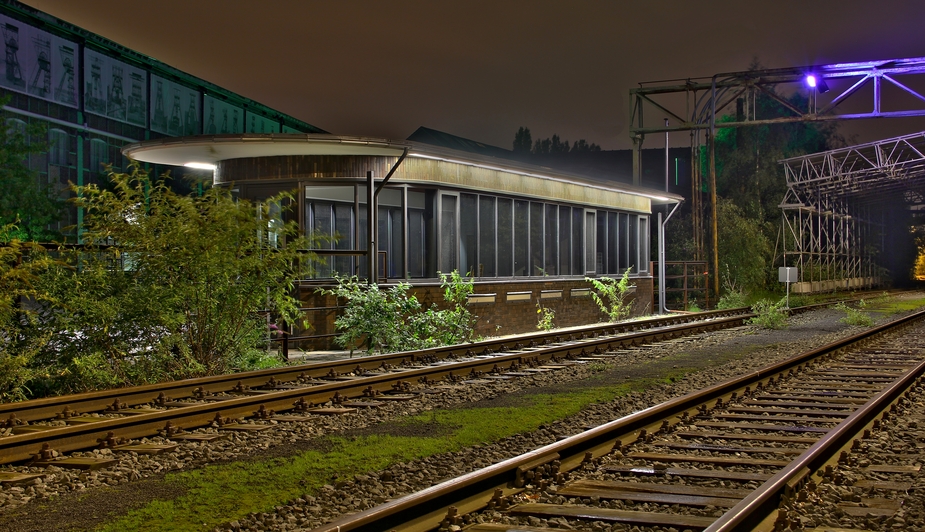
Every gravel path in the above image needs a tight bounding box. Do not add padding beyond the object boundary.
[0,298,920,532]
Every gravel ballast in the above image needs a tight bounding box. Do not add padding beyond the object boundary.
[0,298,921,532]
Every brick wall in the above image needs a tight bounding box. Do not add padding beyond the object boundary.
[295,276,654,351]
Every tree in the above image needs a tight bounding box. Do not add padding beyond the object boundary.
[28,165,320,394]
[513,126,532,153]
[0,95,62,242]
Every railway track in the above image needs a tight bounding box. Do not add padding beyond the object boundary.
[307,308,925,532]
[0,308,757,466]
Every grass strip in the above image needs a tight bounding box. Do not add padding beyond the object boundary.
[97,379,666,531]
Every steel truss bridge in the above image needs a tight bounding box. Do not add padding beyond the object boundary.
[779,131,925,291]
[629,56,925,295]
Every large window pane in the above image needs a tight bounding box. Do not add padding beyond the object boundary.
[459,193,478,277]
[609,213,619,274]
[479,196,496,277]
[334,203,353,275]
[514,200,529,276]
[638,216,649,273]
[529,202,544,276]
[628,214,638,273]
[618,213,629,272]
[572,207,583,275]
[558,206,570,275]
[497,198,513,277]
[596,212,607,274]
[544,204,557,276]
[408,190,427,278]
[440,195,457,273]
[585,211,595,274]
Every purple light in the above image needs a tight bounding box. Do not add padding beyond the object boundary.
[806,74,818,88]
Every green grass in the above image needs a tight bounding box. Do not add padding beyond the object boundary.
[98,379,662,532]
[868,296,925,315]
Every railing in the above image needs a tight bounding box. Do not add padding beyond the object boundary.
[653,260,710,310]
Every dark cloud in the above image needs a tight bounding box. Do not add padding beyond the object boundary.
[22,0,925,149]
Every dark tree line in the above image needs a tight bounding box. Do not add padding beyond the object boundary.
[513,126,601,155]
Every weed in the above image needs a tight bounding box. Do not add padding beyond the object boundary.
[834,301,874,327]
[586,268,634,322]
[749,298,788,329]
[536,303,556,331]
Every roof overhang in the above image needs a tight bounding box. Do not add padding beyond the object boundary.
[122,134,410,167]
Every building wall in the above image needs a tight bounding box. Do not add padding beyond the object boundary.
[295,276,654,351]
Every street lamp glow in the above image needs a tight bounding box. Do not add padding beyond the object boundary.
[184,162,216,170]
[806,74,818,88]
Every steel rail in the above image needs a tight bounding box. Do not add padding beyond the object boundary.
[705,341,925,530]
[0,308,748,424]
[307,308,925,532]
[0,313,752,464]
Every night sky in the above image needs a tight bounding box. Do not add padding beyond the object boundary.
[20,0,925,151]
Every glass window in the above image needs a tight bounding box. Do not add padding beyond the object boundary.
[572,207,583,275]
[619,213,629,272]
[514,200,529,276]
[479,196,496,277]
[558,206,570,275]
[334,203,353,274]
[638,216,649,273]
[609,213,620,274]
[544,204,558,276]
[90,138,108,175]
[497,198,513,277]
[585,211,595,274]
[407,190,426,278]
[596,212,607,274]
[530,202,544,276]
[459,193,478,277]
[48,128,68,166]
[440,194,457,274]
[628,214,638,273]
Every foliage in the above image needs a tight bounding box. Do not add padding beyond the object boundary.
[0,96,63,242]
[0,234,56,400]
[586,269,634,322]
[512,126,601,155]
[322,270,476,355]
[687,302,702,312]
[716,264,748,309]
[716,198,772,292]
[536,302,555,331]
[748,298,789,329]
[24,165,315,395]
[834,300,874,327]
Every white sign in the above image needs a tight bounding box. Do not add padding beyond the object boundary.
[779,267,798,283]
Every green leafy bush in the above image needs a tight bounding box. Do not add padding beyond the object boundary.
[749,298,789,329]
[834,301,874,327]
[586,268,634,322]
[536,303,555,331]
[22,166,317,395]
[322,270,477,355]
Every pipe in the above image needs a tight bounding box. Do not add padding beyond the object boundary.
[658,201,682,313]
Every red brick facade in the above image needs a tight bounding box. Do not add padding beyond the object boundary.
[295,276,654,350]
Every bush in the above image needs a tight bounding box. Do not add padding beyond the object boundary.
[586,268,634,322]
[749,298,788,329]
[536,303,555,331]
[21,166,317,396]
[322,270,477,355]
[835,301,874,327]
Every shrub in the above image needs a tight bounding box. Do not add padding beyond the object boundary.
[25,166,317,395]
[586,268,634,322]
[835,301,874,327]
[322,270,477,355]
[536,303,555,331]
[749,298,788,329]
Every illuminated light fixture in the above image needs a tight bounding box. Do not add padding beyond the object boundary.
[184,162,216,170]
[805,74,830,93]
